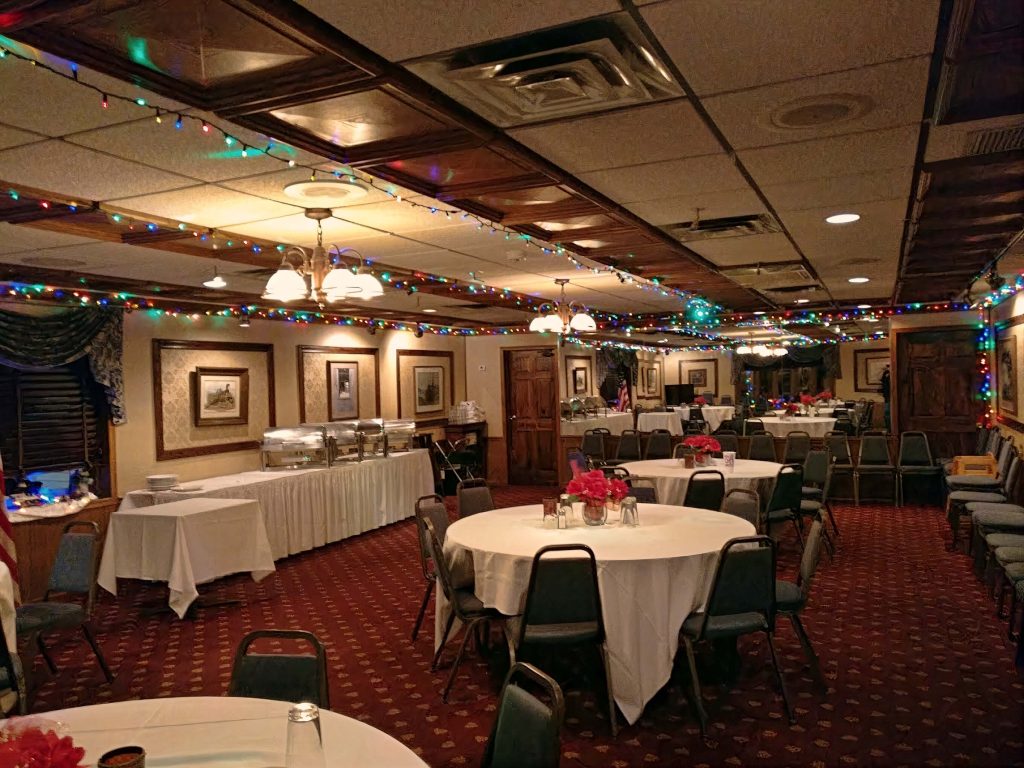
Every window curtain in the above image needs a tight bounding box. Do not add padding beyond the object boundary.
[0,308,126,423]
[730,345,842,384]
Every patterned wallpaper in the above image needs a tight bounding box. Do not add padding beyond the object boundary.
[160,347,271,451]
[301,349,379,421]
[398,352,452,419]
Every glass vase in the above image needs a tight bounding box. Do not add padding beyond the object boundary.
[583,502,607,526]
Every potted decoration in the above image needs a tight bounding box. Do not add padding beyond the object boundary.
[565,470,618,526]
[682,435,721,466]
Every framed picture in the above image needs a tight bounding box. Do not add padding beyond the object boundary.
[191,367,249,426]
[854,350,890,393]
[414,366,444,414]
[688,369,708,389]
[327,361,359,420]
[996,333,1018,416]
[573,367,588,394]
[679,359,718,396]
[646,366,659,393]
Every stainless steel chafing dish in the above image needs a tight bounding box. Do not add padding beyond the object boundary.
[384,419,416,452]
[259,426,329,470]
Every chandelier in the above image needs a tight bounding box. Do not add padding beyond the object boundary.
[736,333,788,357]
[262,208,383,304]
[528,279,596,334]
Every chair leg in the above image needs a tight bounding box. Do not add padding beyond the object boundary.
[81,623,114,684]
[432,611,456,671]
[790,516,805,548]
[765,632,795,724]
[597,643,619,737]
[825,500,841,537]
[853,472,860,506]
[789,613,826,694]
[442,618,481,703]
[411,579,434,642]
[36,634,58,675]
[681,637,708,737]
[499,620,516,670]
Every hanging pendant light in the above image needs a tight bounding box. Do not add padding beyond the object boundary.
[202,265,227,289]
[528,279,596,335]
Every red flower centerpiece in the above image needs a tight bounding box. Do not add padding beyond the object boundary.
[0,723,85,768]
[565,469,624,525]
[783,402,800,418]
[815,389,833,403]
[799,394,815,407]
[693,396,707,406]
[682,435,721,466]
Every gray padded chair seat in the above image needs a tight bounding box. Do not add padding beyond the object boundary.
[949,490,1008,503]
[972,509,1024,530]
[994,546,1024,565]
[774,580,805,612]
[1004,562,1024,582]
[857,465,895,473]
[451,588,487,614]
[966,502,1024,515]
[946,474,1002,488]
[800,499,822,514]
[522,621,599,645]
[986,533,1024,548]
[801,486,823,499]
[900,465,942,475]
[16,601,85,632]
[681,612,767,639]
[767,508,797,524]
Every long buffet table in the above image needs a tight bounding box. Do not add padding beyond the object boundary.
[119,450,434,560]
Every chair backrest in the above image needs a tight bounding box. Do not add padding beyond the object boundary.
[743,419,764,436]
[693,536,776,638]
[482,662,565,768]
[782,431,812,463]
[701,392,715,405]
[825,431,852,464]
[457,479,494,517]
[859,434,892,466]
[46,521,100,612]
[627,478,658,503]
[601,466,631,480]
[1002,455,1021,496]
[766,464,803,514]
[715,432,740,455]
[414,494,448,580]
[974,427,991,455]
[720,488,762,532]
[831,407,848,419]
[797,520,825,600]
[832,417,856,436]
[803,449,830,487]
[580,431,606,461]
[983,429,1002,456]
[683,470,726,511]
[423,518,461,609]
[518,545,604,648]
[567,449,589,478]
[748,433,777,462]
[897,431,934,467]
[615,430,643,461]
[644,430,673,460]
[995,440,1015,479]
[720,395,734,406]
[228,629,330,708]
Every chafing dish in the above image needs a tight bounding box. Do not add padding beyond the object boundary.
[259,426,328,470]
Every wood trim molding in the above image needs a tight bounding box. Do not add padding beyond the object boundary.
[152,339,276,461]
[396,349,455,422]
[296,344,381,422]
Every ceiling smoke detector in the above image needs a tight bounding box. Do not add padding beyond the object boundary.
[283,178,369,205]
[767,93,874,131]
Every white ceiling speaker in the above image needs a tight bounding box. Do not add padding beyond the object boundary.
[283,178,369,206]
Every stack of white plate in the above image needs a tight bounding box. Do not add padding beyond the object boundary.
[146,474,178,492]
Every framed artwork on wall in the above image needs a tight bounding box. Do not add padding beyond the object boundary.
[415,366,444,414]
[327,361,359,420]
[573,367,588,394]
[854,350,890,393]
[688,369,707,388]
[996,331,1018,417]
[679,359,718,396]
[646,366,658,393]
[191,367,249,426]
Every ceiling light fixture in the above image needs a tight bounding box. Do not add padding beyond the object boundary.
[857,304,871,309]
[825,213,860,224]
[848,277,870,284]
[262,209,383,305]
[202,266,227,289]
[528,279,596,334]
[795,298,810,304]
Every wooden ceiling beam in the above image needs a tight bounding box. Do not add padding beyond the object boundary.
[923,199,1024,217]
[501,200,607,226]
[923,148,1024,173]
[932,177,1024,197]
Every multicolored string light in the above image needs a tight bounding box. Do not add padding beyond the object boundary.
[977,307,994,428]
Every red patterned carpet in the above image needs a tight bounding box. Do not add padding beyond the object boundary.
[25,488,1024,767]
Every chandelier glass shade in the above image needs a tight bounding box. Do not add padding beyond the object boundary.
[529,279,595,334]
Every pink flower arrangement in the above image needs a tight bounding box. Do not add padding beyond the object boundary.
[608,477,630,502]
[785,402,800,414]
[799,394,815,406]
[566,469,620,505]
[0,726,85,768]
[682,435,721,455]
[693,396,707,406]
[815,389,833,402]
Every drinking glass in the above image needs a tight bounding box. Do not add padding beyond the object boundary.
[542,497,558,526]
[286,703,325,768]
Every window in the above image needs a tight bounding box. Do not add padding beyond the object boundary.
[0,359,111,497]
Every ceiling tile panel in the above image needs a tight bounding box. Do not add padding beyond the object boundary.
[107,186,303,228]
[578,154,750,204]
[0,223,100,255]
[759,168,914,212]
[0,122,45,151]
[641,0,940,96]
[624,188,767,225]
[686,233,802,267]
[218,168,400,208]
[225,213,372,247]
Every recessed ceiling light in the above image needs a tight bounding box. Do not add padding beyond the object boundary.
[826,213,860,224]
[753,311,765,315]
[848,277,870,284]
[857,303,871,309]
[421,308,437,313]
[795,299,810,304]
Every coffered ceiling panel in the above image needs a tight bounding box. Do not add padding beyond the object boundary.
[0,141,194,200]
[687,233,802,267]
[297,0,618,62]
[702,56,931,150]
[509,100,722,173]
[641,0,940,96]
[578,154,751,205]
[738,125,920,186]
[759,168,914,213]
[624,188,767,226]
[385,147,535,187]
[107,185,302,228]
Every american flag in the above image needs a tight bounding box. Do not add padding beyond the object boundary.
[0,452,20,604]
[616,378,630,412]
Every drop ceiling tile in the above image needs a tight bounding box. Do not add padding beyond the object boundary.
[219,168,399,208]
[332,200,469,235]
[578,154,750,204]
[509,100,721,173]
[625,188,766,225]
[298,0,618,62]
[0,141,195,200]
[107,185,303,228]
[687,233,801,266]
[225,213,371,247]
[0,224,99,255]
[760,168,914,212]
[642,0,940,96]
[0,122,44,151]
[738,125,920,186]
[703,57,931,150]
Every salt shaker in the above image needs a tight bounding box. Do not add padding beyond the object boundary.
[286,702,325,768]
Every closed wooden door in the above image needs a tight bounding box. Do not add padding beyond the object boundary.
[896,328,979,457]
[505,348,557,485]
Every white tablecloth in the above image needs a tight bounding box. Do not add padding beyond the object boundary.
[47,696,428,767]
[560,412,634,436]
[120,451,434,560]
[697,406,737,432]
[621,458,781,506]
[439,504,754,725]
[759,417,836,438]
[0,562,14,655]
[98,498,275,618]
[772,407,835,417]
[637,412,684,435]
[669,405,690,421]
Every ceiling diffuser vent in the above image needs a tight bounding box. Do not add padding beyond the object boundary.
[405,14,682,127]
[665,214,780,242]
[720,263,815,291]
[964,126,1024,156]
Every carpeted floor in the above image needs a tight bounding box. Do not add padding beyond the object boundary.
[24,487,1024,767]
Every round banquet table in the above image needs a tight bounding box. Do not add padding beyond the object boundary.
[45,696,428,767]
[696,405,737,432]
[621,458,781,506]
[636,411,684,435]
[439,504,755,725]
[759,416,836,438]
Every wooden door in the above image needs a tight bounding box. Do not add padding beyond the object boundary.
[896,328,979,457]
[505,348,558,485]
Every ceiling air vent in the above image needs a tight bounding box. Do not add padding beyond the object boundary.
[964,126,1024,156]
[719,263,815,291]
[405,14,682,127]
[665,214,780,243]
